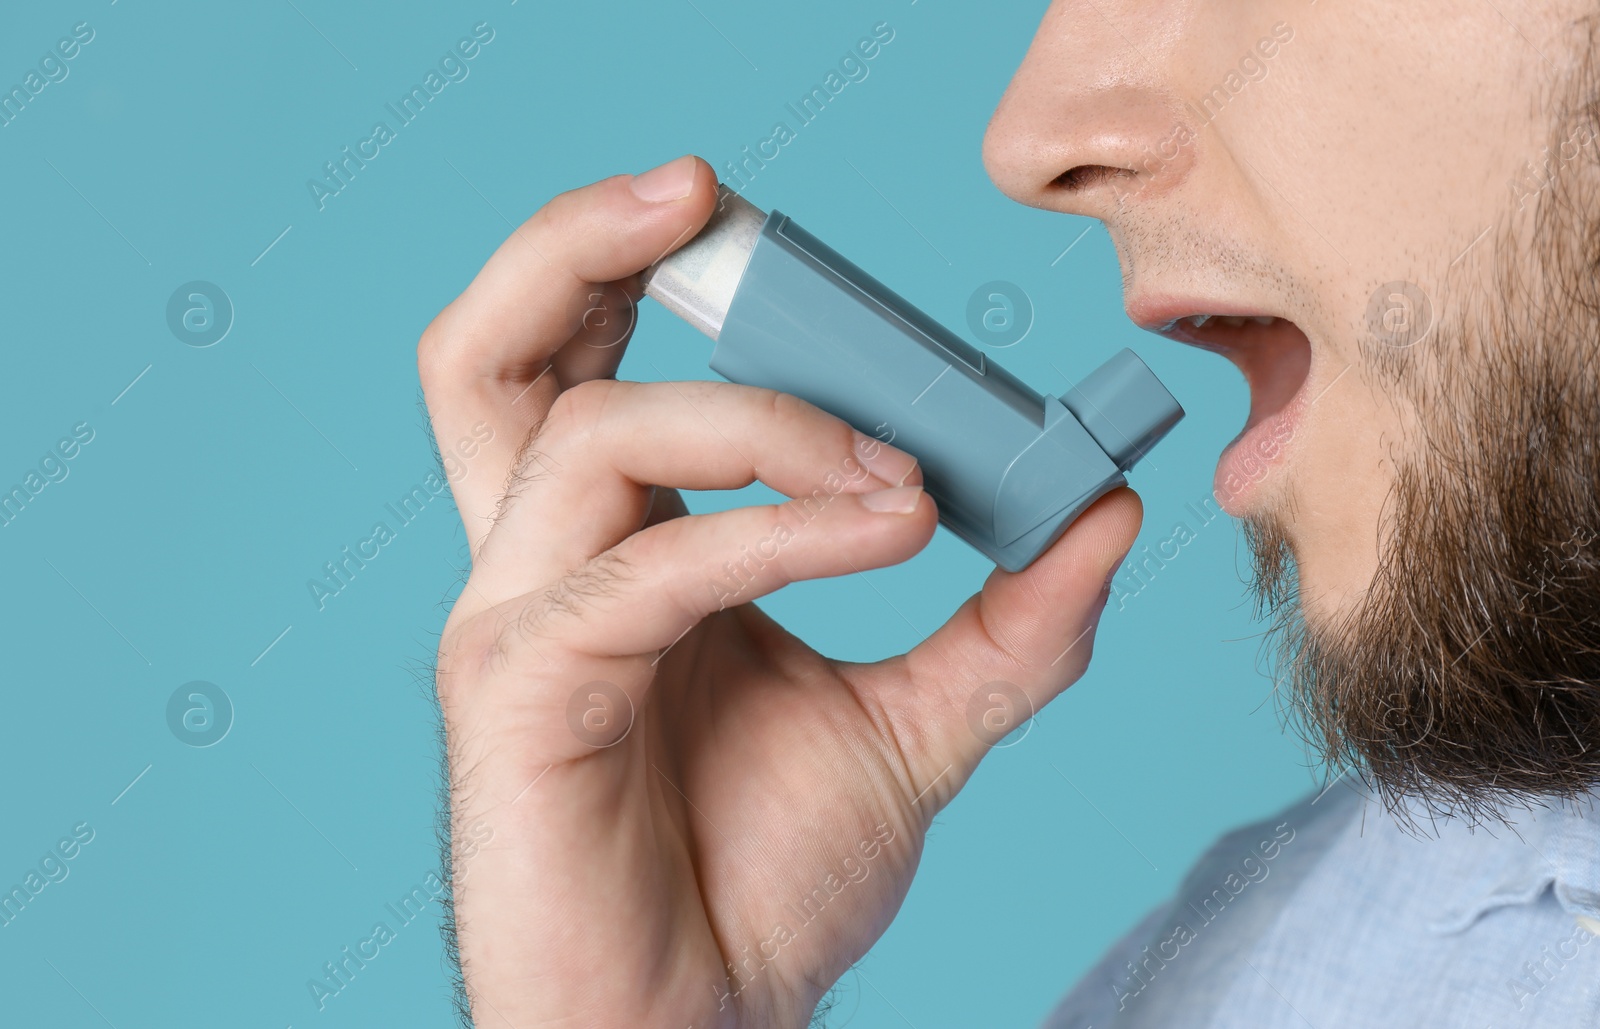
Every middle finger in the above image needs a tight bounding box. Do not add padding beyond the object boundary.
[470,378,922,596]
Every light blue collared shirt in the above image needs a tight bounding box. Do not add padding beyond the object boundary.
[1044,778,1600,1028]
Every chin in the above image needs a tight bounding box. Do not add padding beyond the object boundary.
[1238,502,1364,639]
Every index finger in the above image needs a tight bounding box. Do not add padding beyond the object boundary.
[417,154,719,547]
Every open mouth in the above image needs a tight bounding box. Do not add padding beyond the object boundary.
[1158,314,1313,436]
[1135,307,1315,511]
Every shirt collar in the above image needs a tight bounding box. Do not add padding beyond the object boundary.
[1418,786,1600,934]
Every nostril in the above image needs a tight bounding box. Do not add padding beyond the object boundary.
[1052,164,1127,192]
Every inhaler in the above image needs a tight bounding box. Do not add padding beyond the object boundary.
[641,185,1183,573]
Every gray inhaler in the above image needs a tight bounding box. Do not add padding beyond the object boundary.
[641,185,1184,573]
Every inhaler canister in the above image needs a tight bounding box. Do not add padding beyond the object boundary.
[641,185,1184,573]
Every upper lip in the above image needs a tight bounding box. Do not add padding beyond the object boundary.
[1126,294,1287,342]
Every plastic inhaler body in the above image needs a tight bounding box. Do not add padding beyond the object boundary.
[641,186,1184,573]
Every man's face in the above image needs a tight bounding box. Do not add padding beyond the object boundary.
[983,2,1600,806]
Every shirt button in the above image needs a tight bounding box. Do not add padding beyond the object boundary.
[1576,915,1600,936]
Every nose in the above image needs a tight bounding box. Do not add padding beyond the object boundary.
[982,1,1196,221]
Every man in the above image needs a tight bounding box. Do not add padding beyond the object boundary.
[418,1,1600,1025]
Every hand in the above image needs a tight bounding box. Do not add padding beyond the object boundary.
[419,154,1142,1028]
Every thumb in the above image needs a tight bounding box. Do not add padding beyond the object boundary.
[433,154,720,363]
[852,487,1143,813]
[417,155,718,545]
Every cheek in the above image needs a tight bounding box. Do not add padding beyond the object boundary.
[1225,7,1543,324]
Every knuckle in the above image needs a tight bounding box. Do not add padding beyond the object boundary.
[512,590,558,644]
[514,551,634,640]
[623,515,679,569]
[567,549,635,603]
[765,388,854,457]
[545,378,621,444]
[435,610,504,702]
[447,596,552,686]
[772,491,820,536]
[766,387,823,431]
[526,179,605,242]
[416,306,460,391]
[538,183,585,225]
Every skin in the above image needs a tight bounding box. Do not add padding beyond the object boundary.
[422,2,1587,1025]
[984,0,1582,625]
[422,159,1137,1028]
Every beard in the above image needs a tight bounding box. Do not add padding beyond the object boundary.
[1247,35,1600,821]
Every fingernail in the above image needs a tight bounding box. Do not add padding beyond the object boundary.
[852,431,920,487]
[862,485,923,514]
[630,155,697,203]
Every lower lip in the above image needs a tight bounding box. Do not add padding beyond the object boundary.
[1211,382,1306,515]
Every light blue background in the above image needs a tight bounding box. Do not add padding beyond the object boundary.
[0,2,1315,1025]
